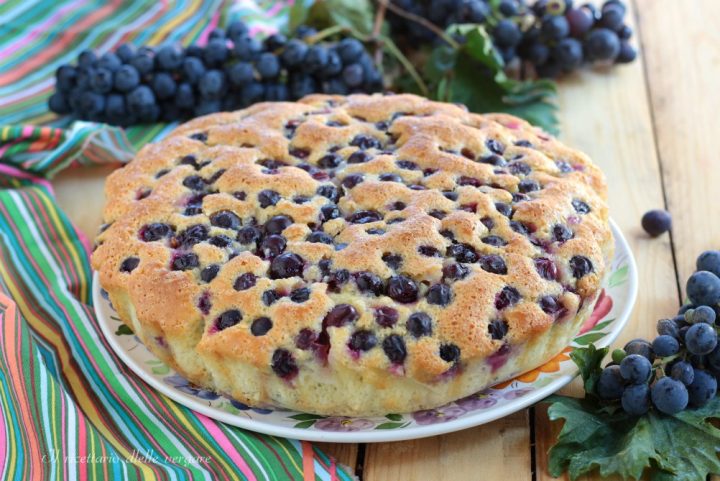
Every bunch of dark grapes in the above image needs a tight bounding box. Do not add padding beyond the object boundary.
[48,22,383,126]
[595,250,720,415]
[386,0,637,78]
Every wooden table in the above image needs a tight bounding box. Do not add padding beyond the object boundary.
[52,1,720,478]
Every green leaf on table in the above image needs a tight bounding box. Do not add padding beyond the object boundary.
[609,264,629,287]
[289,0,374,36]
[569,344,608,396]
[547,395,720,481]
[115,324,133,336]
[424,24,558,134]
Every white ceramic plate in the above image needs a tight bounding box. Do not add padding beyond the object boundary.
[94,220,636,443]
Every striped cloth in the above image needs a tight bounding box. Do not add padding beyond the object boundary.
[0,2,354,480]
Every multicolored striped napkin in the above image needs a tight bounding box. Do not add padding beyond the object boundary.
[0,1,353,479]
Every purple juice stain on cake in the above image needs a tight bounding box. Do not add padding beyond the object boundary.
[197,292,212,315]
[487,343,512,373]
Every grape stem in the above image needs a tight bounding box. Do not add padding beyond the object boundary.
[371,0,387,66]
[377,0,461,50]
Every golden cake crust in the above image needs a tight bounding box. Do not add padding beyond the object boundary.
[92,93,612,415]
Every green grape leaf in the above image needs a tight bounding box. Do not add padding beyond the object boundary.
[570,344,608,397]
[288,413,326,421]
[423,24,558,134]
[546,395,720,481]
[289,0,374,36]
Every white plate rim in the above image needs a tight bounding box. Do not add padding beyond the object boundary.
[95,219,637,443]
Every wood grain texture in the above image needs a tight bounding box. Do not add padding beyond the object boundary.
[637,0,720,284]
[364,411,531,481]
[316,443,359,475]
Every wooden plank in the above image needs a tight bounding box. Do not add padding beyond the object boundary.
[533,0,680,479]
[639,1,720,479]
[364,411,531,481]
[315,443,359,475]
[637,0,720,284]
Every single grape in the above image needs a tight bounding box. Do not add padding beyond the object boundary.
[226,62,253,87]
[670,361,695,385]
[198,70,227,100]
[584,28,621,62]
[182,57,206,84]
[641,209,671,236]
[656,318,680,339]
[115,43,136,63]
[697,251,720,277]
[596,365,625,400]
[686,271,720,306]
[264,33,287,51]
[256,52,280,79]
[620,354,652,383]
[342,64,364,88]
[685,323,718,355]
[554,38,583,70]
[233,35,262,61]
[281,39,308,68]
[78,50,97,68]
[152,72,177,100]
[650,377,688,414]
[130,51,154,76]
[687,369,718,407]
[175,82,195,109]
[611,348,626,364]
[204,38,229,67]
[691,305,716,324]
[652,335,680,357]
[240,82,264,106]
[55,65,77,91]
[624,339,655,361]
[494,19,522,48]
[321,50,343,77]
[97,52,122,71]
[621,383,650,415]
[337,38,364,63]
[156,44,184,70]
[304,45,329,73]
[226,20,249,40]
[48,92,71,114]
[114,64,140,92]
[565,7,594,37]
[526,43,550,65]
[599,4,625,31]
[90,68,114,94]
[541,15,570,41]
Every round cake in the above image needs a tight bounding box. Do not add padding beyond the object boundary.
[92,93,613,416]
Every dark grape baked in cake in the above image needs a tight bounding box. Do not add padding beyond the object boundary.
[92,93,613,416]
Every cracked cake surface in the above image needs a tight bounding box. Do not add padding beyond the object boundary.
[92,93,613,416]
